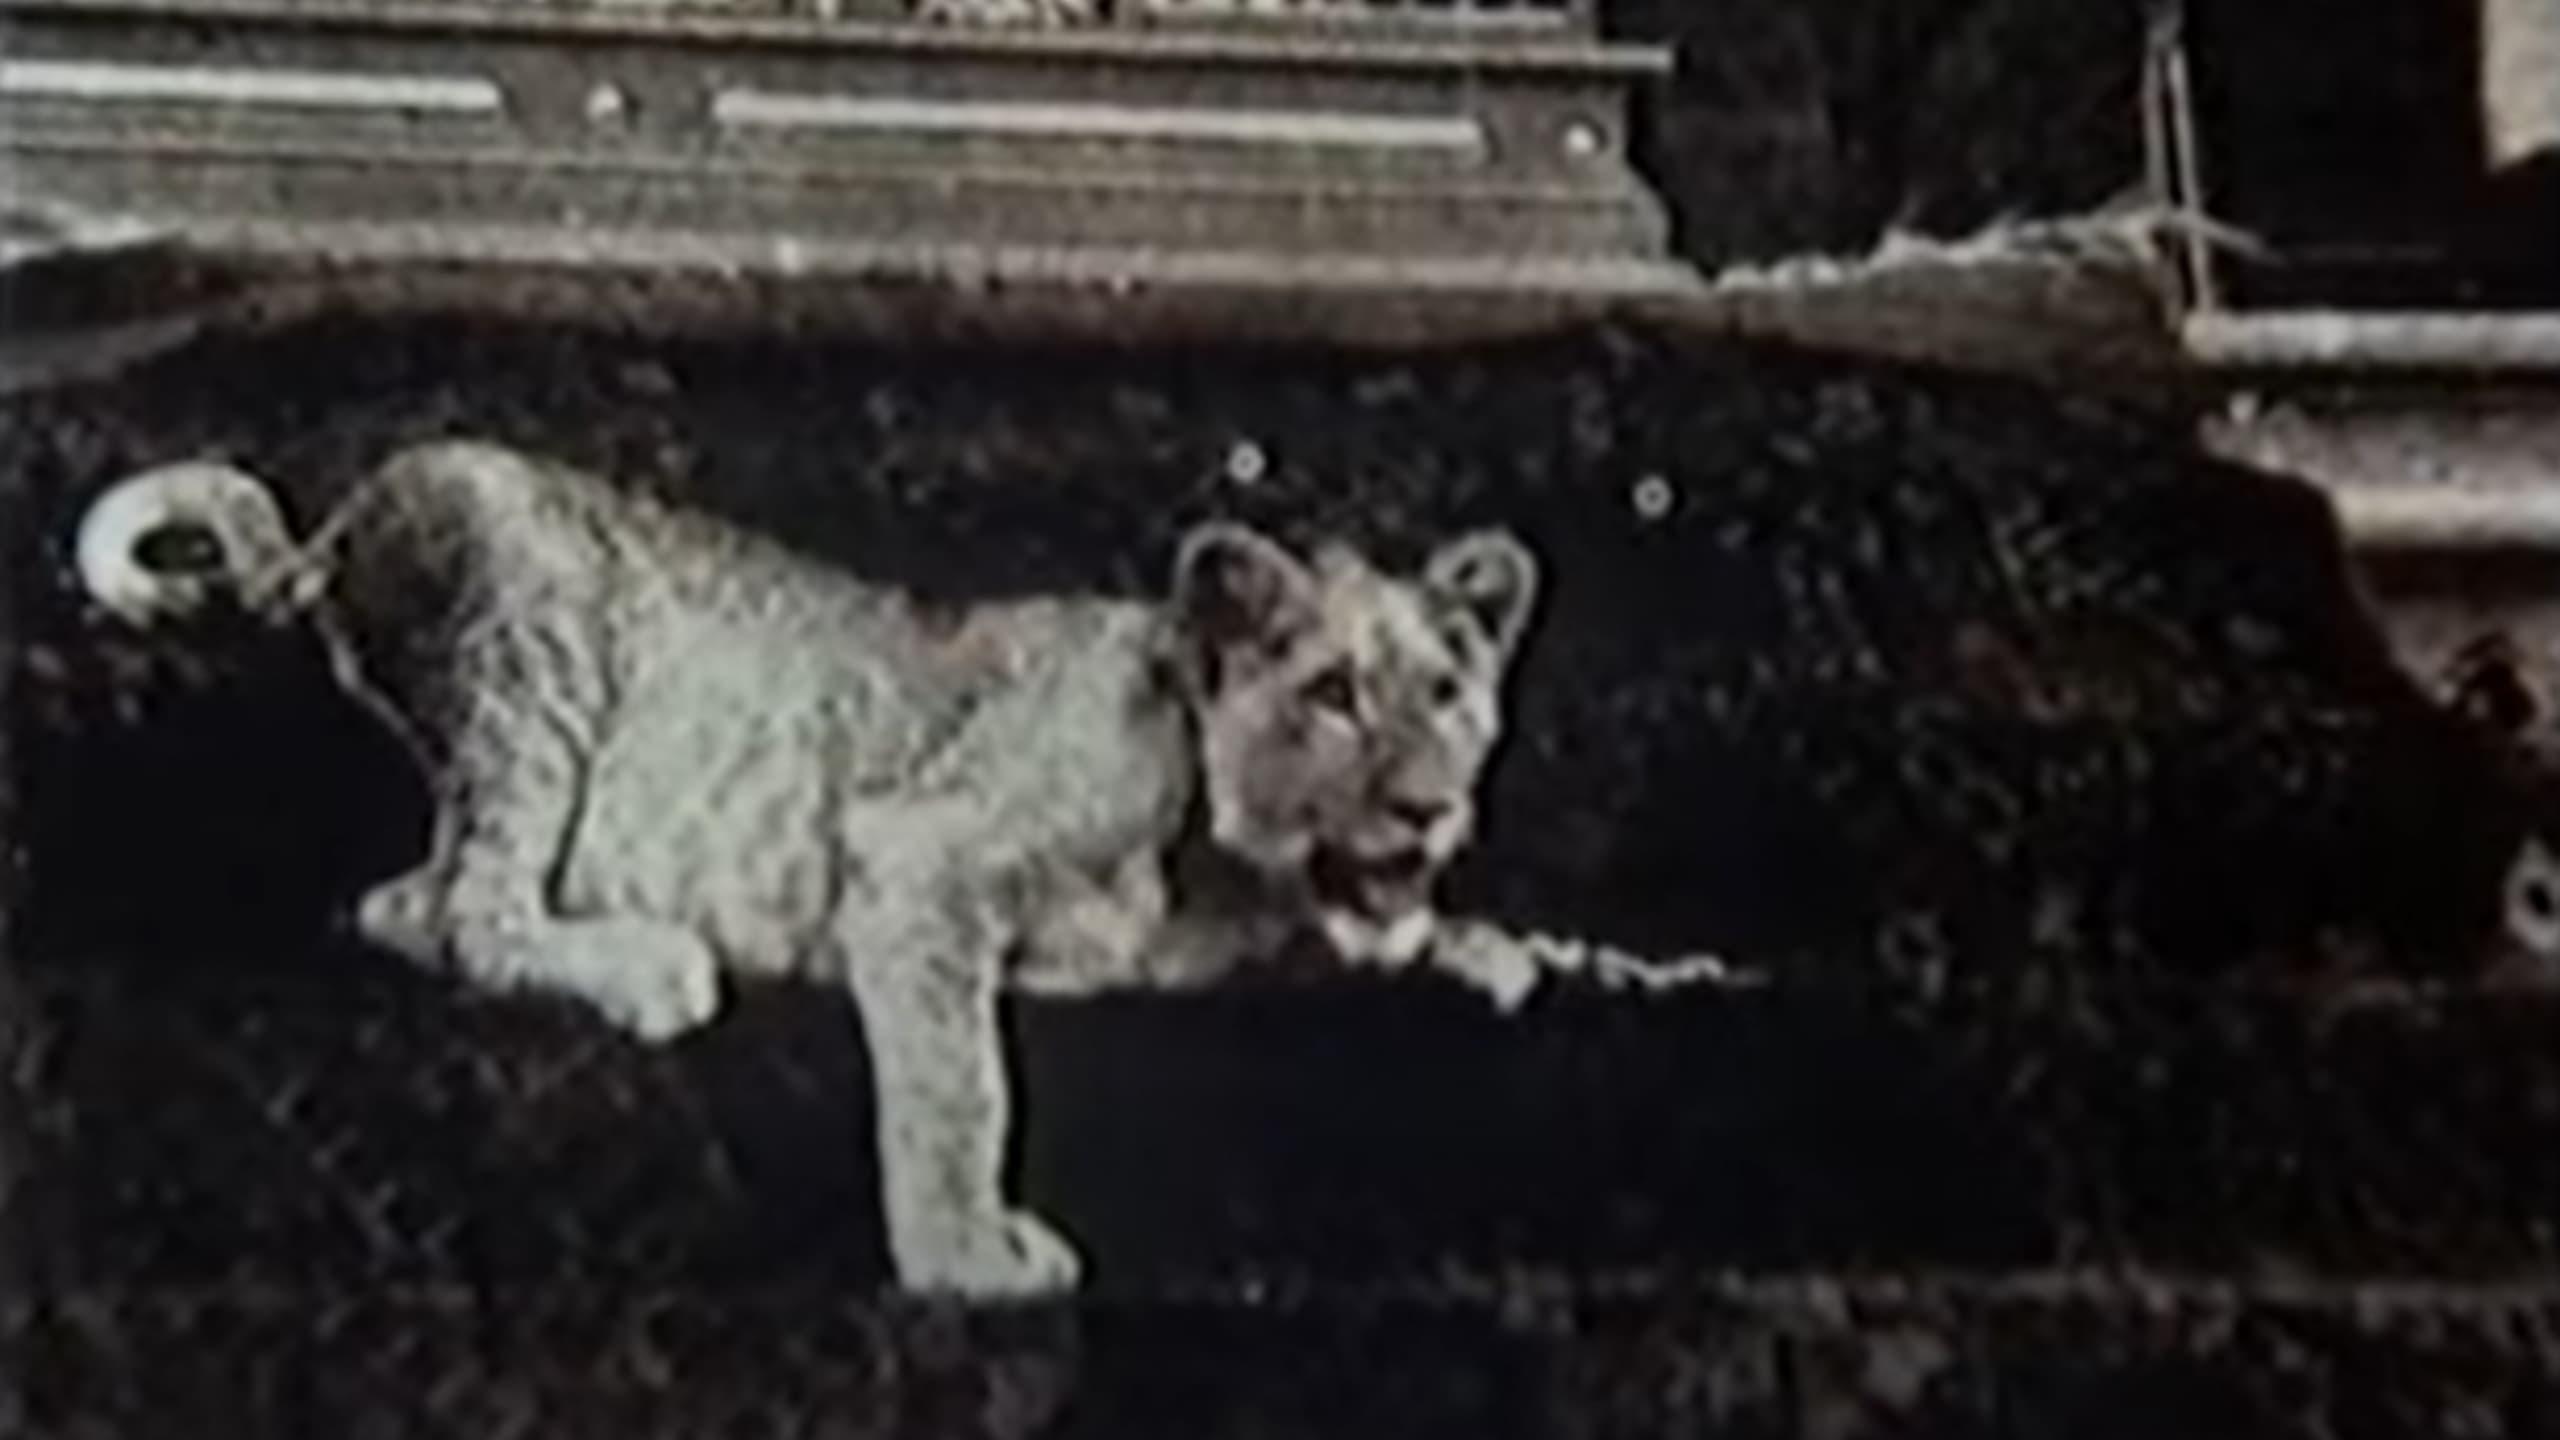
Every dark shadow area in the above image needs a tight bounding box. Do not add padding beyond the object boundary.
[1616,0,2150,265]
[2189,0,2560,308]
[2478,147,2560,305]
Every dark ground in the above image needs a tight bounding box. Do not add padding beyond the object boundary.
[7,316,2560,1435]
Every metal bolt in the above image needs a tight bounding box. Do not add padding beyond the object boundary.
[1225,440,1269,486]
[1564,120,1608,159]
[1631,473,1675,521]
[585,84,630,126]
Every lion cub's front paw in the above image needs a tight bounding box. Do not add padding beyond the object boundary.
[902,1209,1085,1301]
[998,1209,1084,1294]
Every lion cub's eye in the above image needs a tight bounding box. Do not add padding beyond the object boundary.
[1302,665,1358,719]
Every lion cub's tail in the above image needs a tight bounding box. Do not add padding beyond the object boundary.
[74,461,321,628]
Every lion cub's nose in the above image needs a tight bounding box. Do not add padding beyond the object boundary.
[1383,795,1454,833]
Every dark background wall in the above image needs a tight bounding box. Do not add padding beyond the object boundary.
[1615,0,2153,265]
[2178,0,2555,305]
[1615,0,2555,303]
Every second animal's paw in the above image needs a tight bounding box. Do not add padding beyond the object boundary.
[1425,919,1546,1014]
[541,917,725,1043]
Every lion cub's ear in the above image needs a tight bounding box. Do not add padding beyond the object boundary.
[1425,530,1539,662]
[1172,522,1318,690]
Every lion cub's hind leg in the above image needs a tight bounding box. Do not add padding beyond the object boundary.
[365,624,722,1043]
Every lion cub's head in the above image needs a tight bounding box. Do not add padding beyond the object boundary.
[1170,521,1540,968]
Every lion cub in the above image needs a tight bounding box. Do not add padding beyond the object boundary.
[74,439,1539,1298]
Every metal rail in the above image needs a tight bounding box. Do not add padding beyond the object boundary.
[2155,0,2560,376]
[0,0,1684,313]
[0,0,1664,70]
[2186,313,2560,375]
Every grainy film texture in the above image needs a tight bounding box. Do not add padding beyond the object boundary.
[5,1,2560,1436]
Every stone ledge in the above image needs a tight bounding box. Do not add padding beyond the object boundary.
[12,1273,2560,1439]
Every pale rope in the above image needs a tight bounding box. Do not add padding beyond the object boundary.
[1428,915,1761,1013]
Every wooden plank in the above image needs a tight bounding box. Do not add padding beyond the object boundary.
[2186,310,2560,372]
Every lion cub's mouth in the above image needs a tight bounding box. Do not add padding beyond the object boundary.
[1309,846,1434,922]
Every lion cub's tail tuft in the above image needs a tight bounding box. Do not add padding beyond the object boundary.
[74,461,312,628]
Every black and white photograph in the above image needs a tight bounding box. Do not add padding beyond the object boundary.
[4,0,2559,1434]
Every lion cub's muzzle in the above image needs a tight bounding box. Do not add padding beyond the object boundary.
[1306,801,1472,970]
[1311,844,1433,921]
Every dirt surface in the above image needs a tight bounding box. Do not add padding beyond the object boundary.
[19,1272,2560,1440]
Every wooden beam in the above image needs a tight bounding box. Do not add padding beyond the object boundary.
[2185,311,2560,373]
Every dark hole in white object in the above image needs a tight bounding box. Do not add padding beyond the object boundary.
[2524,876,2558,923]
[2451,640,2542,737]
[134,523,226,576]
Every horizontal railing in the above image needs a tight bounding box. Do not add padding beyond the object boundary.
[826,0,1592,34]
[0,0,1598,38]
[1123,0,1587,30]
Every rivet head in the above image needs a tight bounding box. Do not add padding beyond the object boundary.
[585,84,630,125]
[1225,440,1269,486]
[1564,120,1608,158]
[1631,473,1675,521]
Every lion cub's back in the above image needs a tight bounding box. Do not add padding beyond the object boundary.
[564,575,929,979]
[329,442,1186,978]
